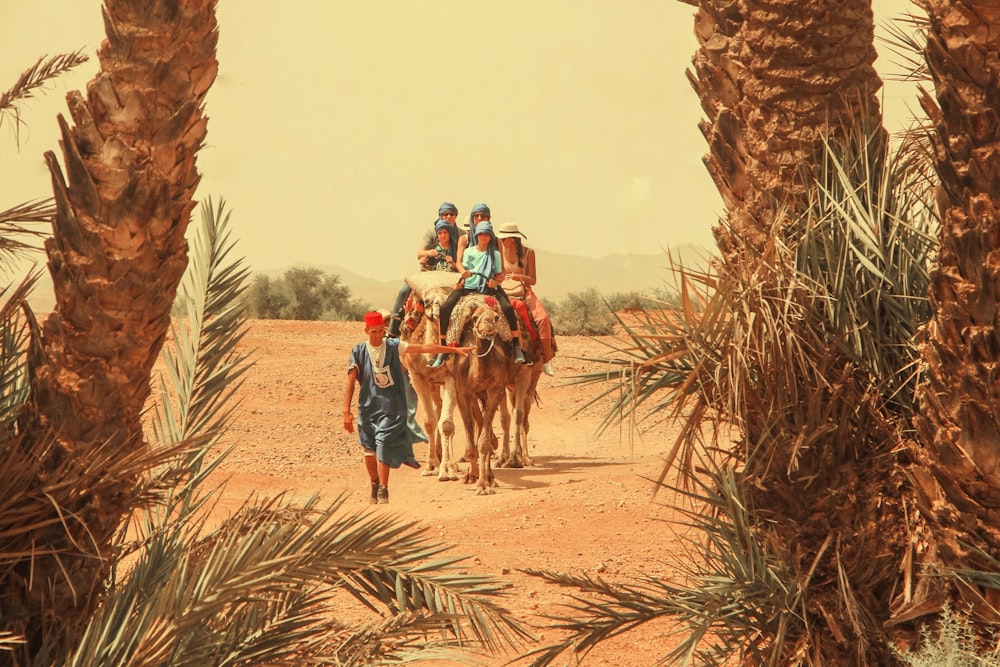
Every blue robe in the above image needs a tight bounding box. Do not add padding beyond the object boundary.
[348,338,418,468]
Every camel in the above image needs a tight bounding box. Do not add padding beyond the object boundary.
[436,294,533,494]
[494,295,553,469]
[399,271,467,481]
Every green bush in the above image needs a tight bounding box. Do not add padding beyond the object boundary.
[550,287,615,336]
[245,268,368,321]
[894,606,1000,666]
[604,291,645,313]
[604,287,681,312]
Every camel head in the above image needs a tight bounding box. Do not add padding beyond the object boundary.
[469,302,504,339]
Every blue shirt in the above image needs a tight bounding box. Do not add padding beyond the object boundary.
[461,245,501,292]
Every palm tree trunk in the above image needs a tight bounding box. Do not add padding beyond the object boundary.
[913,0,1000,613]
[691,0,886,262]
[5,0,218,658]
[688,1,913,662]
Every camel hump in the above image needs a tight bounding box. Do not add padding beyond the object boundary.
[447,293,513,344]
[405,271,458,299]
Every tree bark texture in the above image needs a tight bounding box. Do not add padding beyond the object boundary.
[3,0,219,659]
[690,0,885,262]
[913,0,1000,614]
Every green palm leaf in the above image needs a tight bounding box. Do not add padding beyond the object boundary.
[68,198,529,667]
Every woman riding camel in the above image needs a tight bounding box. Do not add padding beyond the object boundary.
[429,220,528,368]
[496,222,555,376]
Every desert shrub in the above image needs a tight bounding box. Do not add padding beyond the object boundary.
[604,291,645,313]
[894,606,1000,666]
[245,268,368,321]
[551,287,615,336]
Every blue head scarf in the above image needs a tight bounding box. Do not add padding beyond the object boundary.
[466,202,494,253]
[470,220,499,277]
[474,220,495,238]
[433,218,458,259]
[431,202,459,259]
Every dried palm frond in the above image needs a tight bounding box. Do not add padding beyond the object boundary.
[0,199,52,273]
[521,455,805,666]
[0,51,89,145]
[531,118,938,663]
[879,8,929,84]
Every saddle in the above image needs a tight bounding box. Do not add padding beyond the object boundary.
[402,271,458,335]
[499,277,541,343]
[446,294,513,345]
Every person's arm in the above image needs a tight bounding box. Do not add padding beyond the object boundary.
[416,231,437,265]
[404,343,475,356]
[486,249,503,289]
[520,248,538,287]
[343,365,358,433]
[418,245,456,266]
[507,247,537,287]
[456,235,469,267]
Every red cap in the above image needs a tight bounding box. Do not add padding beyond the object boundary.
[364,311,384,328]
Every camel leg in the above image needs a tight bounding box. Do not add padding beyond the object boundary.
[435,376,461,481]
[409,371,441,475]
[459,396,483,485]
[477,395,500,495]
[496,387,513,467]
[458,395,479,465]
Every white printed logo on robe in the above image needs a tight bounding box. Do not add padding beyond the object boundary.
[373,363,394,389]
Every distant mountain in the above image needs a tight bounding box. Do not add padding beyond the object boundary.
[25,244,713,315]
[261,244,712,310]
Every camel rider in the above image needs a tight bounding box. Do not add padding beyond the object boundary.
[497,222,556,376]
[387,201,460,339]
[456,202,493,267]
[417,219,460,272]
[430,220,528,368]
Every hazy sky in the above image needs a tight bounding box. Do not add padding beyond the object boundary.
[2,1,918,281]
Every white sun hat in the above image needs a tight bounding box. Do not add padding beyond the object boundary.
[495,222,527,239]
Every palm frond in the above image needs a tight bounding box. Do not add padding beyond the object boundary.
[879,9,929,84]
[522,454,804,666]
[0,51,89,143]
[73,198,529,666]
[0,199,52,273]
[148,196,253,498]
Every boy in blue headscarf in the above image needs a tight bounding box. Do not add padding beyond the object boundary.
[417,219,460,272]
[456,202,492,267]
[429,220,528,367]
[387,201,459,338]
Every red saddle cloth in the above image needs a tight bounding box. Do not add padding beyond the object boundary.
[511,298,539,343]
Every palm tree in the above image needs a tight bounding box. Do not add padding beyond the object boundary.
[526,129,938,665]
[523,2,954,663]
[0,3,530,664]
[0,1,222,655]
[688,0,887,263]
[911,0,1000,619]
